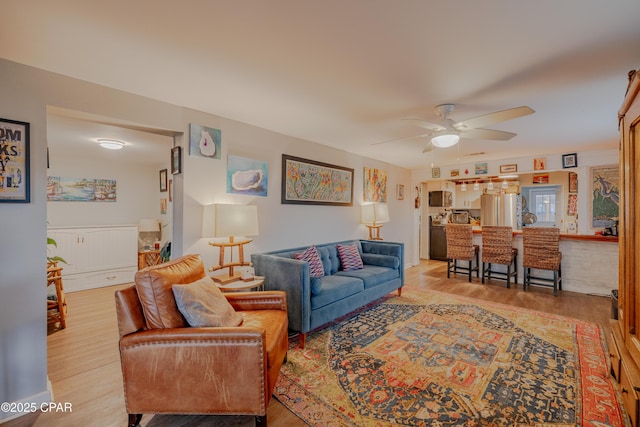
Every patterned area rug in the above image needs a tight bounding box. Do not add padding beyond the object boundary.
[274,290,629,426]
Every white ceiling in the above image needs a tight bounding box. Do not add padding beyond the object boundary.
[3,0,640,169]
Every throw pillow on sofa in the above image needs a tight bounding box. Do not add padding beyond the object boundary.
[295,245,325,278]
[337,244,364,271]
[172,277,243,327]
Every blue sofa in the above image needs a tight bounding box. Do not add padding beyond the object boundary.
[251,239,404,347]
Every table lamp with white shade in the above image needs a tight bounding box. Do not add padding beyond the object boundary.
[202,204,259,284]
[360,203,390,240]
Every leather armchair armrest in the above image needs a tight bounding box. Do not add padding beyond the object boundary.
[120,327,269,414]
[225,290,287,311]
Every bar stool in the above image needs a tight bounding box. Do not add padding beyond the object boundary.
[47,261,67,329]
[446,224,479,282]
[481,226,518,288]
[522,227,562,296]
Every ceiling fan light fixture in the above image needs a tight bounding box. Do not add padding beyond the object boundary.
[98,139,125,150]
[431,133,459,148]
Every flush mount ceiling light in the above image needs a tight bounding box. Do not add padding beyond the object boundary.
[97,139,125,150]
[431,132,460,148]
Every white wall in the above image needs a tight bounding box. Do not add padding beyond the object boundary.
[0,58,413,419]
[46,156,168,228]
[178,111,413,271]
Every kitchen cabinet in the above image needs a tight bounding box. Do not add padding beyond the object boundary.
[455,187,482,209]
[426,180,454,192]
[47,226,137,292]
[611,67,640,423]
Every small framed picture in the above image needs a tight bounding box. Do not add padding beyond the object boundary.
[450,169,459,177]
[171,146,182,175]
[475,162,488,175]
[500,164,517,174]
[159,169,168,192]
[568,171,578,193]
[562,153,578,169]
[432,167,440,179]
[534,157,546,171]
[396,184,405,200]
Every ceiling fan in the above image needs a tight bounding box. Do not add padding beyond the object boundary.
[377,104,534,152]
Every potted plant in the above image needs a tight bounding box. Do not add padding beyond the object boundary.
[47,237,67,266]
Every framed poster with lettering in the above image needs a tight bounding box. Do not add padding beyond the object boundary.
[0,118,30,202]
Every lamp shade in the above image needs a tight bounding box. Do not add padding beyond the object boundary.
[431,133,460,148]
[361,203,390,224]
[138,218,161,232]
[202,204,259,238]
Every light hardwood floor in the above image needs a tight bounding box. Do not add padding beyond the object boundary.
[8,259,613,427]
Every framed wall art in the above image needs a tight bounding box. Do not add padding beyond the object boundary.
[281,154,353,206]
[568,171,578,193]
[534,157,546,171]
[189,123,221,159]
[499,164,517,174]
[0,118,30,202]
[475,162,488,175]
[432,167,440,179]
[396,184,405,200]
[47,176,116,202]
[532,173,549,184]
[227,154,268,197]
[171,146,182,174]
[159,169,168,192]
[567,193,578,216]
[562,153,578,169]
[590,165,619,228]
[363,166,387,202]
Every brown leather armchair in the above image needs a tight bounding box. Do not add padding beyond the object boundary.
[115,254,288,427]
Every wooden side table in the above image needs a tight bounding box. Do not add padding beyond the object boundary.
[138,250,162,270]
[215,276,265,292]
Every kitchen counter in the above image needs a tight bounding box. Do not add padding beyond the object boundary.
[470,226,618,242]
[466,229,618,295]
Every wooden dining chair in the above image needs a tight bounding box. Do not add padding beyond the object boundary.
[522,227,562,296]
[446,224,479,282]
[47,262,67,329]
[481,226,518,288]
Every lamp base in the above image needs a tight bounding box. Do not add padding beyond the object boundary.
[365,224,384,240]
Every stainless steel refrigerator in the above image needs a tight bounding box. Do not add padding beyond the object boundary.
[480,193,522,230]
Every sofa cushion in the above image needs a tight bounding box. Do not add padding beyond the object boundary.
[135,254,206,329]
[361,253,400,269]
[335,265,399,289]
[316,245,341,275]
[310,275,364,310]
[295,245,325,278]
[172,277,243,327]
[310,277,323,295]
[337,244,364,271]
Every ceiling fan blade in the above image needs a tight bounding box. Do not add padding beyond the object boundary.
[402,118,446,132]
[422,144,434,153]
[453,106,534,131]
[459,128,517,141]
[371,133,432,145]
